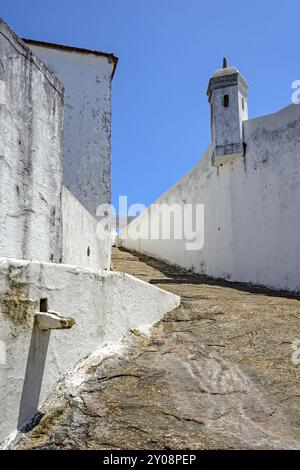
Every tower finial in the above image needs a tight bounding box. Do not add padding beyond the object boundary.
[223,57,228,69]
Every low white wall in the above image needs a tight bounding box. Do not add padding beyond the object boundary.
[119,104,300,292]
[62,187,111,271]
[0,257,179,443]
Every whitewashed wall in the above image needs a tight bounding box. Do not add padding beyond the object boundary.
[0,257,180,443]
[62,186,111,271]
[27,43,114,216]
[0,20,64,263]
[119,104,300,292]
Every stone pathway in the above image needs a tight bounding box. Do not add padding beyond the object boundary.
[14,247,300,449]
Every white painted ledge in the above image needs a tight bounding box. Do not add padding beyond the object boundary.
[0,257,180,443]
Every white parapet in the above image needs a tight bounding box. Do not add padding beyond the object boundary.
[62,186,111,271]
[118,103,300,293]
[0,257,180,443]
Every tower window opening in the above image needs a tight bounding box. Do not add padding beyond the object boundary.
[242,97,245,110]
[223,95,229,107]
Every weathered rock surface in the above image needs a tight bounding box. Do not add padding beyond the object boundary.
[13,248,300,449]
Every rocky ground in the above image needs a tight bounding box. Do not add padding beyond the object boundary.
[13,247,300,449]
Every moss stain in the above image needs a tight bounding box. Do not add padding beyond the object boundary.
[0,267,37,329]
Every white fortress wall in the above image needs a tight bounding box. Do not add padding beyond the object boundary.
[0,257,180,443]
[26,42,115,216]
[119,103,300,292]
[0,20,64,263]
[62,186,111,271]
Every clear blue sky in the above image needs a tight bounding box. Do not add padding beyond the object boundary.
[2,0,299,209]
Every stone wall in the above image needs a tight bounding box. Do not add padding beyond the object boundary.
[27,43,115,216]
[0,19,64,263]
[119,103,300,292]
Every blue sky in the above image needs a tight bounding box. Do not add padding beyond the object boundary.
[1,0,299,210]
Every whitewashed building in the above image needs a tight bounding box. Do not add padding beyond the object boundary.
[24,39,117,216]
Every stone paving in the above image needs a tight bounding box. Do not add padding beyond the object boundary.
[15,247,300,449]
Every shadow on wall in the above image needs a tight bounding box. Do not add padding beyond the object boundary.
[17,326,50,430]
[117,248,300,301]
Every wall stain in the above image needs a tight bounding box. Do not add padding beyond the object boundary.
[0,266,37,331]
